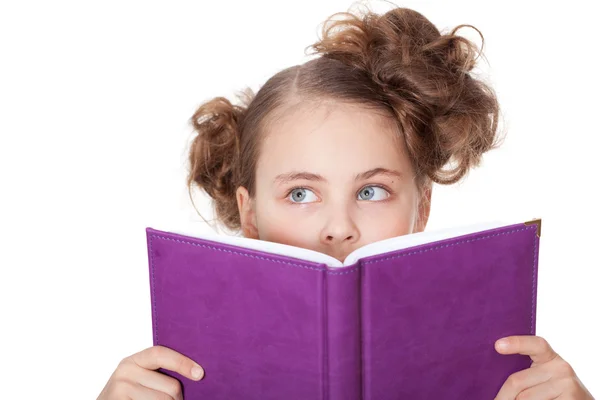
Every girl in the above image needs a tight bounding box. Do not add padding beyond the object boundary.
[98,6,594,400]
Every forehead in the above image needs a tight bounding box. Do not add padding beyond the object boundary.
[256,101,412,178]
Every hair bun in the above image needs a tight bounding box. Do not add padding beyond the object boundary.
[306,6,501,185]
[187,96,246,229]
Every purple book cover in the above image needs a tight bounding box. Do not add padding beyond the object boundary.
[146,219,540,399]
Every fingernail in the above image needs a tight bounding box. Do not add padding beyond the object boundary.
[496,339,509,351]
[191,364,204,380]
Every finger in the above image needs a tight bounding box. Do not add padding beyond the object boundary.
[494,365,552,400]
[127,381,176,400]
[495,336,559,365]
[135,368,184,400]
[512,379,561,400]
[131,345,204,382]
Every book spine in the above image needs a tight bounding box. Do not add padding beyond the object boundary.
[325,265,362,400]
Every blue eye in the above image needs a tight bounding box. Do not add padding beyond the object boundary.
[358,186,389,201]
[289,188,318,203]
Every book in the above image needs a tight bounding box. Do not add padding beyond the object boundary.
[146,218,541,399]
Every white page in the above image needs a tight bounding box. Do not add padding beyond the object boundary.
[156,219,513,268]
[341,220,508,266]
[160,224,343,266]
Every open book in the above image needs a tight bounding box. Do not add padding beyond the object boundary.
[146,218,541,399]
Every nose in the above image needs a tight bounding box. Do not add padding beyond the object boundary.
[319,207,360,246]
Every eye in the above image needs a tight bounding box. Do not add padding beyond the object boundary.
[357,185,389,201]
[288,188,318,203]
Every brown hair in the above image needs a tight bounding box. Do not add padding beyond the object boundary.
[187,6,503,231]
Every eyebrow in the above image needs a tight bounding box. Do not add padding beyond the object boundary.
[274,167,404,185]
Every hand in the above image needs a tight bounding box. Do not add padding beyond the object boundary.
[97,345,204,400]
[494,335,595,399]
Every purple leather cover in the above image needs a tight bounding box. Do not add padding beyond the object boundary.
[358,222,539,398]
[146,222,539,399]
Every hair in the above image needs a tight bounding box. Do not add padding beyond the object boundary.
[187,5,503,231]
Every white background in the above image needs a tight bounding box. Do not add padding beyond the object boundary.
[1,0,598,397]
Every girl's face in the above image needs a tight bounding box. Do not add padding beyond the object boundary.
[236,101,431,262]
